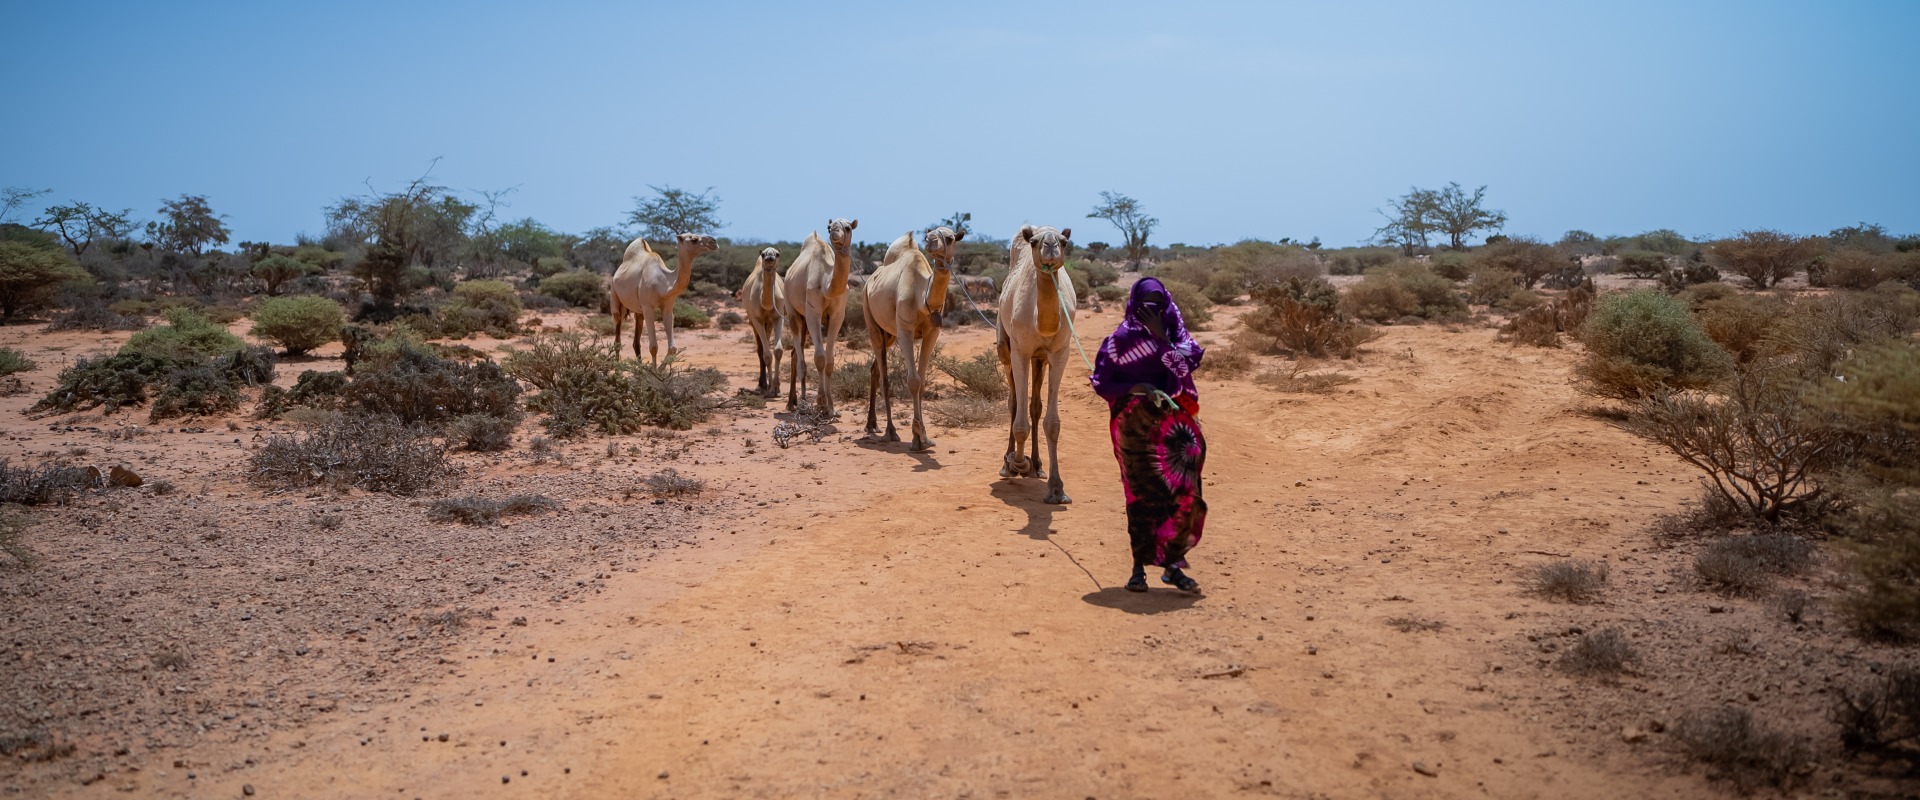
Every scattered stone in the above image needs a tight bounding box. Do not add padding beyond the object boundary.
[1620,726,1647,744]
[243,784,256,796]
[1412,761,1438,777]
[1709,605,1728,614]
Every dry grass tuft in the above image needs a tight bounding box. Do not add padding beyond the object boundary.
[1525,559,1608,604]
[929,396,999,428]
[1255,364,1355,394]
[644,468,704,497]
[249,414,454,496]
[427,494,558,526]
[1673,707,1810,793]
[1557,628,1637,675]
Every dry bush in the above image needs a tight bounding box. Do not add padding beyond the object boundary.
[447,413,515,452]
[1767,287,1920,381]
[1385,616,1445,633]
[249,413,454,496]
[1465,266,1521,306]
[505,332,728,435]
[1672,707,1810,793]
[1808,342,1920,639]
[831,354,914,404]
[1255,364,1355,394]
[1818,248,1920,290]
[1831,665,1920,760]
[716,310,744,331]
[1498,304,1561,348]
[1709,229,1823,288]
[1556,277,1595,332]
[1576,290,1731,401]
[1196,345,1255,378]
[1658,260,1723,292]
[1557,628,1637,675]
[46,300,146,332]
[1525,559,1608,603]
[428,494,557,525]
[1772,588,1812,624]
[1344,262,1467,323]
[1695,534,1814,595]
[1242,291,1380,359]
[1473,237,1565,289]
[0,460,96,505]
[1694,293,1788,364]
[929,396,999,428]
[1615,250,1673,279]
[1622,368,1850,523]
[579,314,616,336]
[934,350,1006,400]
[1159,279,1214,329]
[344,341,521,425]
[0,347,34,378]
[644,467,703,497]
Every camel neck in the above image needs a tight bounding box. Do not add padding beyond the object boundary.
[759,265,776,311]
[926,265,951,317]
[1036,268,1061,339]
[828,244,851,295]
[671,247,697,297]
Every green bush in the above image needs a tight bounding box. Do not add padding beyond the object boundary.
[149,364,240,420]
[673,300,711,329]
[1575,290,1731,401]
[1325,247,1397,276]
[1615,250,1672,279]
[448,413,516,452]
[533,256,570,278]
[1820,248,1920,290]
[1078,260,1119,287]
[255,369,349,419]
[122,309,243,361]
[1429,251,1472,282]
[505,332,728,435]
[251,254,314,295]
[539,270,606,309]
[250,295,346,355]
[1092,285,1126,303]
[0,241,90,320]
[1340,263,1465,323]
[1465,267,1521,306]
[436,280,523,338]
[29,352,190,415]
[933,350,1005,401]
[0,347,35,377]
[343,342,521,425]
[1159,279,1213,329]
[1473,237,1564,289]
[1810,343,1920,639]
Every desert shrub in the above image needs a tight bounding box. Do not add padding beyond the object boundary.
[148,364,240,420]
[928,396,998,428]
[1473,237,1563,289]
[538,270,604,309]
[580,314,616,336]
[519,293,571,311]
[1078,260,1119,287]
[343,342,521,425]
[1695,534,1814,594]
[1159,279,1213,329]
[1809,343,1920,639]
[1539,263,1588,290]
[1767,287,1920,380]
[447,413,515,452]
[1255,364,1355,394]
[254,369,350,419]
[29,352,190,415]
[1711,230,1823,289]
[831,356,912,404]
[46,300,146,331]
[1675,281,1738,309]
[1615,250,1672,279]
[1623,368,1847,522]
[1242,290,1379,359]
[1658,260,1723,292]
[249,295,345,355]
[1557,628,1637,675]
[1429,251,1471,281]
[0,460,96,505]
[1465,267,1520,306]
[1498,304,1561,348]
[123,308,243,361]
[1693,293,1788,364]
[1831,665,1920,760]
[645,467,704,497]
[0,510,33,567]
[0,241,90,320]
[673,300,711,329]
[1196,345,1254,378]
[1326,247,1396,276]
[434,279,524,338]
[716,310,744,331]
[251,254,314,296]
[1340,263,1465,323]
[249,413,453,495]
[1525,559,1607,603]
[505,332,727,434]
[1672,707,1809,793]
[0,347,33,377]
[1254,275,1340,312]
[933,350,1006,400]
[1819,248,1920,291]
[428,494,556,525]
[1092,285,1126,303]
[1575,290,1731,401]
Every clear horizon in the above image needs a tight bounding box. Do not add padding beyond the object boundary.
[5,0,1916,250]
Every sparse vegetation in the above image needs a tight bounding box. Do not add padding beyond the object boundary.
[644,467,704,497]
[538,270,606,308]
[928,396,999,428]
[249,295,346,355]
[1254,364,1354,394]
[1710,229,1822,289]
[343,340,521,425]
[1242,281,1379,358]
[0,460,96,505]
[428,494,557,525]
[1672,707,1809,793]
[506,332,728,435]
[1695,534,1814,595]
[0,347,34,377]
[249,413,454,496]
[1525,559,1608,603]
[933,350,1006,400]
[447,413,515,452]
[1575,290,1731,401]
[1831,665,1920,761]
[1340,262,1466,323]
[1557,628,1637,675]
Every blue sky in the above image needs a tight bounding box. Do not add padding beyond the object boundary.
[5,1,1915,248]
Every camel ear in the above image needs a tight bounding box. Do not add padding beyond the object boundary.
[1019,226,1035,244]
[1061,228,1072,241]
[954,229,966,242]
[849,219,859,230]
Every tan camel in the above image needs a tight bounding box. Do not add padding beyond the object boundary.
[609,232,717,363]
[782,218,857,414]
[996,224,1075,504]
[862,226,962,450]
[739,246,790,397]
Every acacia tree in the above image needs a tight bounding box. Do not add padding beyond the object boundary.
[1710,229,1823,288]
[148,194,231,256]
[1431,182,1505,250]
[326,169,476,302]
[0,241,88,320]
[35,201,135,258]
[1087,191,1158,266]
[1373,187,1438,255]
[628,185,724,242]
[1,187,50,224]
[929,211,972,240]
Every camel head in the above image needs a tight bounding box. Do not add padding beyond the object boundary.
[923,226,963,272]
[758,247,780,272]
[676,232,719,257]
[1020,225,1072,272]
[826,218,858,255]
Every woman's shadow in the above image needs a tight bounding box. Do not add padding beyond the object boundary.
[1081,586,1201,615]
[989,479,1060,540]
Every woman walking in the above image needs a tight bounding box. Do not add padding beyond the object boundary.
[1089,278,1208,594]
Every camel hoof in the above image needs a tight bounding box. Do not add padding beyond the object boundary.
[1033,468,1048,480]
[1044,491,1073,505]
[909,439,935,453]
[884,431,901,443]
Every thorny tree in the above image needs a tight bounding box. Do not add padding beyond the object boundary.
[1087,191,1157,266]
[628,185,725,243]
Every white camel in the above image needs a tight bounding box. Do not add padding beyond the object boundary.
[863,226,962,451]
[996,225,1075,504]
[782,218,857,414]
[609,232,717,364]
[739,246,790,397]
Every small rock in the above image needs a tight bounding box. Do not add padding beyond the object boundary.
[657,771,670,780]
[1709,605,1728,614]
[1653,586,1668,594]
[243,784,256,796]
[1620,726,1647,744]
[1412,761,1438,777]
[109,465,142,487]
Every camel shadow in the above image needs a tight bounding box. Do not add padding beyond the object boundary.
[1081,587,1201,615]
[989,480,1064,540]
[851,437,943,471]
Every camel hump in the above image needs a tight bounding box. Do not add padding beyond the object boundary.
[622,237,654,263]
[882,232,916,266]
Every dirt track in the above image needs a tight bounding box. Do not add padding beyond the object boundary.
[8,306,1907,798]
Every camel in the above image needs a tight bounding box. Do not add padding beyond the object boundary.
[863,226,962,450]
[739,246,790,397]
[609,232,718,363]
[996,224,1076,505]
[782,218,858,414]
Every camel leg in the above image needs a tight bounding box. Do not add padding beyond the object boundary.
[1042,351,1072,504]
[811,312,832,417]
[908,330,937,452]
[1003,351,1033,478]
[642,308,660,365]
[663,307,678,359]
[611,298,627,359]
[1028,355,1046,480]
[864,325,884,438]
[880,333,900,442]
[752,326,769,395]
[771,325,787,399]
[793,320,810,412]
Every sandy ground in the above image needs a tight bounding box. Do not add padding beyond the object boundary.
[3,298,1914,798]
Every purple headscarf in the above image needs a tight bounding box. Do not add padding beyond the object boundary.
[1089,277,1205,405]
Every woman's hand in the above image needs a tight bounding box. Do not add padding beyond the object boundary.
[1141,313,1167,342]
[1129,383,1155,396]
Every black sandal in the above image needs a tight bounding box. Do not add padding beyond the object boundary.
[1125,574,1149,592]
[1161,571,1201,594]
